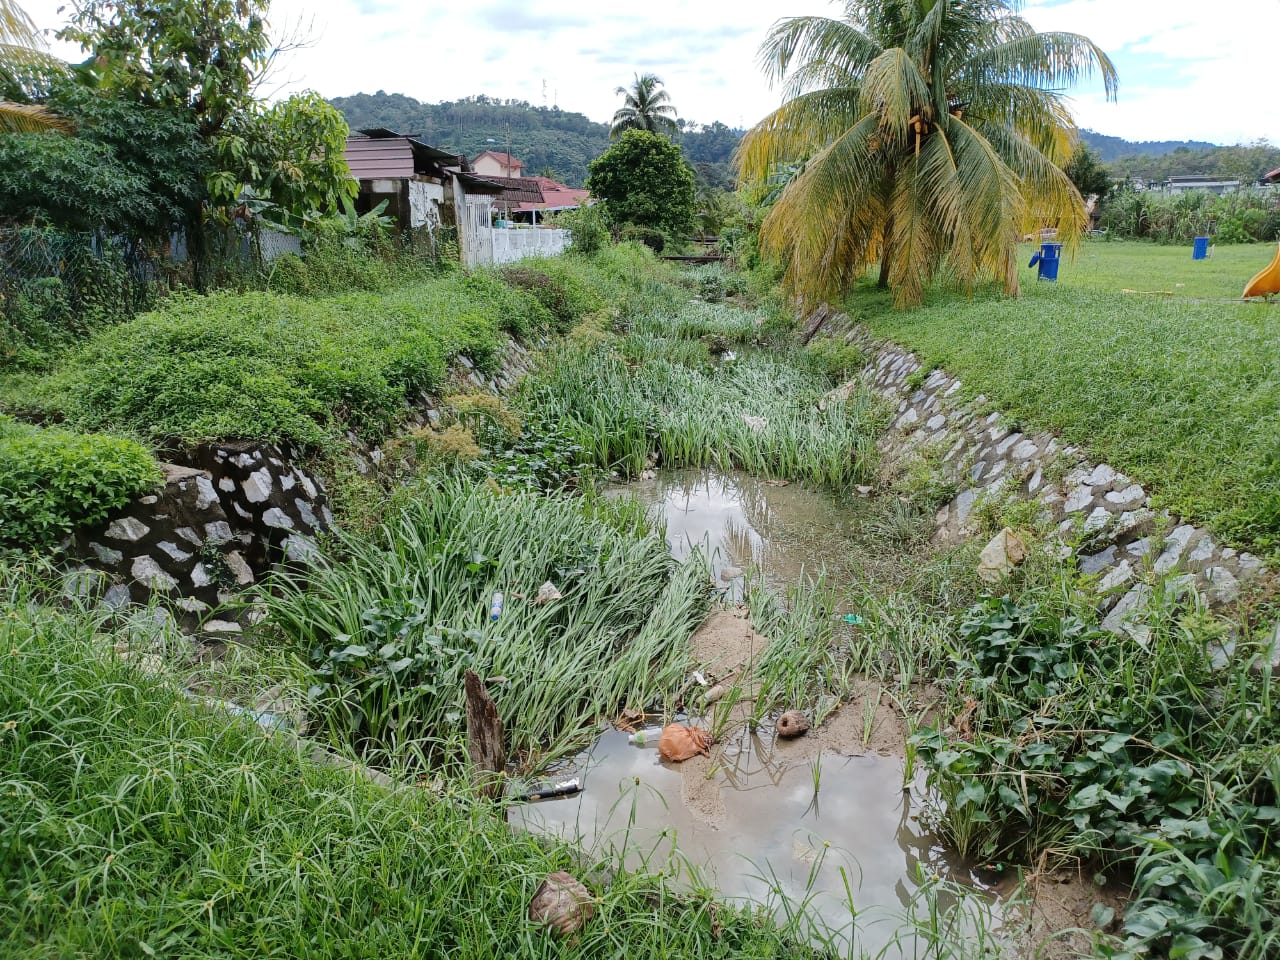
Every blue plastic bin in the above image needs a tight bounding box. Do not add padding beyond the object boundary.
[1192,236,1210,260]
[1027,242,1063,281]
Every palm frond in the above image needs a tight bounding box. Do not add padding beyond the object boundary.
[958,30,1118,101]
[758,14,883,93]
[736,87,867,182]
[0,99,72,133]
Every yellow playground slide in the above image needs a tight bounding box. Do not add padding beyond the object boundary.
[1242,242,1280,299]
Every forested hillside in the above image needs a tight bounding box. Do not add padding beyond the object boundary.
[1079,129,1216,161]
[329,91,740,188]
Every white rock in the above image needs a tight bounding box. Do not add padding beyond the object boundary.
[1102,583,1153,635]
[1083,507,1112,535]
[897,408,919,428]
[1080,546,1118,575]
[223,551,255,586]
[1027,467,1043,493]
[1154,525,1198,574]
[1011,439,1039,460]
[218,476,236,492]
[283,534,319,564]
[203,619,242,634]
[106,517,150,542]
[1086,464,1117,487]
[190,563,212,588]
[195,475,220,510]
[1105,484,1145,509]
[996,433,1022,456]
[1186,537,1216,567]
[204,521,233,543]
[294,499,319,530]
[90,542,123,565]
[262,508,294,530]
[156,540,192,563]
[926,414,946,430]
[535,581,563,604]
[175,526,202,545]
[1203,566,1240,605]
[101,584,132,610]
[1064,484,1094,514]
[1096,561,1134,593]
[954,489,978,526]
[131,556,177,592]
[242,468,274,504]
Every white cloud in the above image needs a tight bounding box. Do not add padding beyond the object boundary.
[18,0,1280,143]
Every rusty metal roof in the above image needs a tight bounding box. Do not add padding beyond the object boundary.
[344,134,467,180]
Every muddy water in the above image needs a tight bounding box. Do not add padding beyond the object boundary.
[512,730,993,956]
[616,469,862,598]
[514,469,998,955]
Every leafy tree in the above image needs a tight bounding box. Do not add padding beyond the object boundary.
[610,72,678,138]
[738,0,1116,306]
[55,1,354,278]
[587,129,696,236]
[59,0,270,140]
[213,92,356,228]
[1063,144,1111,200]
[0,0,69,131]
[0,78,206,243]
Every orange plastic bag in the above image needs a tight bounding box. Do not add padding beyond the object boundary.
[657,723,712,762]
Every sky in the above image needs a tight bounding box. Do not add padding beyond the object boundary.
[21,0,1280,145]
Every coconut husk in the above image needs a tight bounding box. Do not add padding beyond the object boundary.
[776,709,809,739]
[529,871,594,937]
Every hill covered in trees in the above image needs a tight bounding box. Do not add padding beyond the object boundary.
[329,92,740,188]
[329,94,1277,190]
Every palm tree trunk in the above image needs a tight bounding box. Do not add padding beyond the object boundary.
[877,215,894,289]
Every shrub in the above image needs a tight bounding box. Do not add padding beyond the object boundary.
[549,203,609,255]
[619,224,666,252]
[497,259,599,331]
[21,276,525,448]
[803,339,867,382]
[0,416,161,551]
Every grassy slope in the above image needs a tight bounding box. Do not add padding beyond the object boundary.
[1,588,810,959]
[858,241,1280,553]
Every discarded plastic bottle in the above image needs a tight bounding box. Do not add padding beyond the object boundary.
[490,591,504,621]
[627,726,665,747]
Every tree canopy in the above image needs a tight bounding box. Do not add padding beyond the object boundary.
[587,129,696,236]
[738,0,1117,307]
[0,0,69,132]
[610,73,678,139]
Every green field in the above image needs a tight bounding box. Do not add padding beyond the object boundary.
[857,241,1280,554]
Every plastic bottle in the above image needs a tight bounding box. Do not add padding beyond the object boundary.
[627,726,665,747]
[490,591,504,621]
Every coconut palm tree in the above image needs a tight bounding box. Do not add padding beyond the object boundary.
[1,0,68,132]
[738,0,1117,307]
[610,72,678,138]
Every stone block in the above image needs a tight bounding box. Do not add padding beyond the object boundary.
[106,517,150,542]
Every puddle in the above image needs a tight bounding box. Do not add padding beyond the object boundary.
[613,469,862,598]
[511,729,997,956]
[519,469,999,954]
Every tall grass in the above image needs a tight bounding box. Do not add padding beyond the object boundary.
[264,479,710,771]
[0,569,828,959]
[523,301,883,491]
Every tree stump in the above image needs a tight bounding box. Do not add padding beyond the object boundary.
[464,669,505,799]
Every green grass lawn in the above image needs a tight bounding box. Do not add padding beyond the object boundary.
[855,241,1280,554]
[1058,239,1280,299]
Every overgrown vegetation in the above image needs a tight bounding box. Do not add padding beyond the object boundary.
[0,416,160,551]
[523,301,882,490]
[267,479,707,770]
[0,570,822,959]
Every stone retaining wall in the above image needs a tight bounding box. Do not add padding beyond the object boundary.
[837,325,1270,640]
[70,337,538,617]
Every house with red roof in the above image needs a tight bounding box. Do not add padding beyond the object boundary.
[470,153,591,224]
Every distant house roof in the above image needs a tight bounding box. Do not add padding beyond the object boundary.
[473,150,524,170]
[345,132,467,180]
[1265,167,1280,183]
[516,177,590,213]
[480,175,546,206]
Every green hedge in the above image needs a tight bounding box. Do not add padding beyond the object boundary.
[0,416,160,551]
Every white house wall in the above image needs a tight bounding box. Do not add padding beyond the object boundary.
[491,228,572,264]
